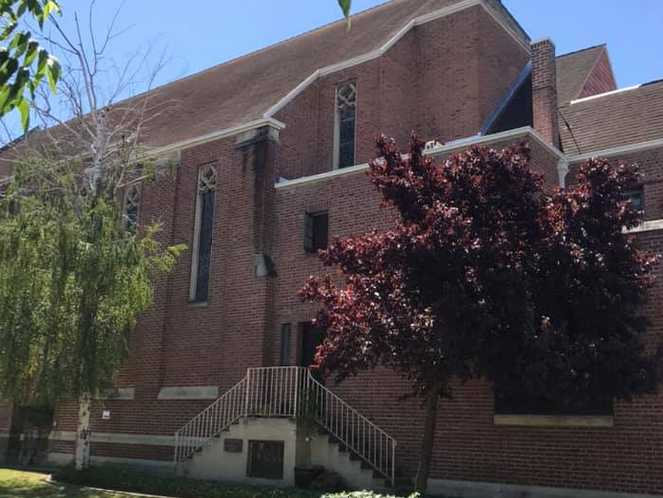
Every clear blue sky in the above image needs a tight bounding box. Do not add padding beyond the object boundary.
[51,0,663,91]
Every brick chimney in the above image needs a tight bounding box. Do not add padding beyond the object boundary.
[531,39,560,148]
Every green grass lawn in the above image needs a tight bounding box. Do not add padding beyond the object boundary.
[0,469,152,498]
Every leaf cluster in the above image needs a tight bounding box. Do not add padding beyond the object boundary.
[0,0,61,127]
[301,136,660,405]
[0,154,184,406]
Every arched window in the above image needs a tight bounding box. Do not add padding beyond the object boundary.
[124,184,141,233]
[190,164,217,303]
[334,81,357,169]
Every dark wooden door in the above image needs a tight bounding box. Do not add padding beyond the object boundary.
[299,323,325,367]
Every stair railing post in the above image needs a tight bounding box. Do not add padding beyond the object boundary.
[392,441,396,488]
[244,369,251,417]
[293,368,300,417]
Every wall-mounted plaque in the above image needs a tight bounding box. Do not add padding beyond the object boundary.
[224,438,243,453]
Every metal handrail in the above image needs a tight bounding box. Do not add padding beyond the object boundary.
[173,366,396,486]
[303,370,396,486]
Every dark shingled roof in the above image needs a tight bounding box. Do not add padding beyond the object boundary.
[127,0,524,148]
[559,80,663,155]
[555,45,606,104]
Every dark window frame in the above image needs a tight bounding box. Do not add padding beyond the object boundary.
[304,211,329,254]
[190,164,217,304]
[334,81,357,169]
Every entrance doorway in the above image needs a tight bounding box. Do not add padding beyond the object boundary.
[298,322,325,368]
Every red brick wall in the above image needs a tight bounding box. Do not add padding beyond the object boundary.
[578,49,617,100]
[0,402,12,433]
[275,5,528,181]
[45,4,663,496]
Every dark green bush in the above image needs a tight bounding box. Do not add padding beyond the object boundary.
[54,465,419,498]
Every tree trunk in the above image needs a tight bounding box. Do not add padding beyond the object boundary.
[74,394,91,470]
[414,386,441,494]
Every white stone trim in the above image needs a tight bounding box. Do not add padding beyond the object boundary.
[146,118,285,157]
[48,451,174,472]
[569,85,642,105]
[275,162,369,190]
[96,387,135,401]
[567,138,663,163]
[426,126,564,159]
[157,385,219,400]
[427,478,660,498]
[275,127,566,190]
[49,431,175,446]
[494,414,614,428]
[558,158,569,188]
[625,219,663,234]
[264,0,529,119]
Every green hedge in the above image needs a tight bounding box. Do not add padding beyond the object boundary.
[54,465,420,498]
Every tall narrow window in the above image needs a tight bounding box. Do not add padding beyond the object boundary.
[334,82,357,169]
[190,164,217,303]
[123,184,141,234]
[279,324,292,366]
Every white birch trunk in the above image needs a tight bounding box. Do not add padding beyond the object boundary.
[74,394,91,470]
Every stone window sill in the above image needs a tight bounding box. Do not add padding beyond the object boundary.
[494,414,614,428]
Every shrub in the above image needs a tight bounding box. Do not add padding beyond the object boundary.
[54,465,420,498]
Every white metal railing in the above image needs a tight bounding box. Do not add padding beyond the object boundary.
[173,367,396,485]
[174,377,247,463]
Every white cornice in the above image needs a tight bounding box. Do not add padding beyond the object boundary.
[275,162,369,190]
[263,0,530,119]
[275,127,564,190]
[145,117,286,158]
[567,138,663,163]
[427,126,564,159]
[625,219,663,234]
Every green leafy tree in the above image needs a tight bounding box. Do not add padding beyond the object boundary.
[0,0,61,127]
[0,3,184,469]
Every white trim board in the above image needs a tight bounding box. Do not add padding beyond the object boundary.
[264,0,530,119]
[145,118,285,157]
[50,431,175,447]
[157,385,219,400]
[275,127,564,190]
[625,219,663,234]
[567,138,663,163]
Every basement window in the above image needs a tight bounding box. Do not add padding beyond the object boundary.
[247,440,284,480]
[304,211,329,253]
[190,164,217,303]
[622,188,644,212]
[494,386,613,417]
[334,81,357,169]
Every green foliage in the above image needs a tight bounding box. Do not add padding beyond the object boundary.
[54,465,420,498]
[0,155,184,406]
[0,0,61,126]
[0,469,133,497]
[338,0,352,27]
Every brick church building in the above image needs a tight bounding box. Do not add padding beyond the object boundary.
[1,0,663,496]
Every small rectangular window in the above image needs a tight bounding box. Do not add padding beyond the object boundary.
[190,165,217,303]
[494,387,613,416]
[279,324,291,366]
[622,188,644,212]
[334,82,357,169]
[304,211,329,253]
[247,440,284,480]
